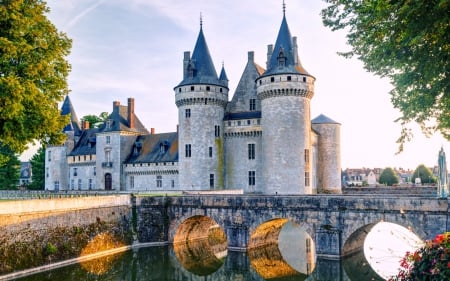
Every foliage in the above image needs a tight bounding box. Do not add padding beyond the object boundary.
[389,232,450,281]
[321,0,450,151]
[81,112,109,128]
[0,0,72,157]
[412,164,436,185]
[28,146,45,190]
[379,167,399,186]
[0,144,20,189]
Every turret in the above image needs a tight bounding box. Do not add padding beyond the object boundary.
[312,114,342,194]
[174,20,229,190]
[256,5,315,194]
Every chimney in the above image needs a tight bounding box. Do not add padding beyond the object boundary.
[248,51,254,62]
[81,120,90,130]
[183,51,190,79]
[267,44,273,69]
[128,98,135,129]
[292,36,298,64]
[113,101,120,114]
[151,128,155,134]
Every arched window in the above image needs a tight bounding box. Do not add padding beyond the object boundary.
[105,173,112,190]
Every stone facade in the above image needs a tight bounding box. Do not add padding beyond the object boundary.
[45,9,341,195]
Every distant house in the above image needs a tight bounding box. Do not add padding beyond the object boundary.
[19,162,32,186]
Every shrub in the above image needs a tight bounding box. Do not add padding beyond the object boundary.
[389,232,450,280]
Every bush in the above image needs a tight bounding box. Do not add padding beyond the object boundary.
[389,232,450,280]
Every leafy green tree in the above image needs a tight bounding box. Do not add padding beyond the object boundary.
[81,112,109,128]
[379,167,399,186]
[321,0,449,151]
[412,164,436,185]
[0,144,21,189]
[0,0,72,160]
[28,146,45,190]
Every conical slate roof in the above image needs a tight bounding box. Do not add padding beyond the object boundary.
[262,12,312,77]
[61,95,81,135]
[312,114,340,124]
[177,26,227,87]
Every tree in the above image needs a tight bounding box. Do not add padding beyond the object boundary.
[379,167,399,186]
[321,0,449,151]
[412,164,436,185]
[0,0,72,159]
[28,146,45,190]
[81,112,109,128]
[0,144,21,189]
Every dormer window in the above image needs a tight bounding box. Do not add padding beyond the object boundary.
[277,47,287,68]
[160,140,169,154]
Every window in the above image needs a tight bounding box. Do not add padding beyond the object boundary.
[129,176,134,189]
[306,238,311,253]
[249,99,256,111]
[305,171,310,187]
[105,149,111,162]
[305,149,310,170]
[249,171,256,186]
[248,143,255,160]
[48,151,51,161]
[287,76,291,81]
[89,179,93,190]
[214,125,220,137]
[206,86,210,91]
[270,77,275,82]
[106,136,111,144]
[171,180,175,188]
[185,108,191,118]
[157,175,162,188]
[73,168,78,177]
[78,179,82,190]
[209,174,214,188]
[46,168,49,178]
[247,120,251,125]
[71,179,75,190]
[303,77,307,82]
[209,147,213,158]
[190,86,195,91]
[185,144,191,158]
[93,167,96,176]
[54,181,60,190]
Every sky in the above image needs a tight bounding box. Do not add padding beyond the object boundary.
[24,0,448,170]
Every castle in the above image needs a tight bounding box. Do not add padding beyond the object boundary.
[45,7,341,195]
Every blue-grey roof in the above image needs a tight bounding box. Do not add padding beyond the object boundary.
[126,132,178,164]
[69,128,100,156]
[224,111,261,120]
[219,64,229,84]
[177,27,227,88]
[262,14,311,77]
[312,114,340,124]
[61,95,81,135]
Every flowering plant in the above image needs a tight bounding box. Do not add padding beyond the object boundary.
[388,232,450,280]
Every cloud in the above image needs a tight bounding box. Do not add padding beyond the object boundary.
[66,0,107,30]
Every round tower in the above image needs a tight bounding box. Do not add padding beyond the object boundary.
[256,8,315,195]
[312,114,342,194]
[174,23,229,190]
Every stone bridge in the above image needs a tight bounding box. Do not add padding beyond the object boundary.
[135,194,449,256]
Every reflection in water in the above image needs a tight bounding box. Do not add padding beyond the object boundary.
[248,243,308,280]
[364,222,423,280]
[173,239,226,276]
[79,232,126,275]
[13,222,422,280]
[342,249,384,281]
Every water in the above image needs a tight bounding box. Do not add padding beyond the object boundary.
[12,222,422,281]
[12,244,384,281]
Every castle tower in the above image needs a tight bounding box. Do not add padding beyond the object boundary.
[256,6,315,194]
[312,114,342,194]
[174,21,229,190]
[45,95,81,190]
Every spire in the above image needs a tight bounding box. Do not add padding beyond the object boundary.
[262,4,312,77]
[61,95,81,134]
[177,19,227,88]
[219,62,229,82]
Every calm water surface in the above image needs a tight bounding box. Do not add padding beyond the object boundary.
[13,244,386,281]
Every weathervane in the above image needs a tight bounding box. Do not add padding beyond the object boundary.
[283,0,286,15]
[200,13,203,29]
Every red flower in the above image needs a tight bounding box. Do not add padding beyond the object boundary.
[448,261,450,269]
